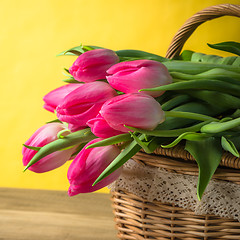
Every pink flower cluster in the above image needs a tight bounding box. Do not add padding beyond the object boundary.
[22,48,172,196]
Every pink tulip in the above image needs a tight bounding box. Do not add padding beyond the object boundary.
[43,83,82,113]
[69,49,119,83]
[22,123,76,173]
[67,139,122,196]
[87,114,124,138]
[106,60,172,97]
[100,93,165,132]
[67,124,85,133]
[56,81,118,131]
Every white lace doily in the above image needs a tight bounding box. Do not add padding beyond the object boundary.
[109,159,240,221]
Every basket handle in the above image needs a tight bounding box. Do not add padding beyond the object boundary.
[165,4,240,59]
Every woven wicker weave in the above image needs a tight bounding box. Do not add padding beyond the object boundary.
[111,4,240,240]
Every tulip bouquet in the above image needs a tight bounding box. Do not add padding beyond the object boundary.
[22,42,240,199]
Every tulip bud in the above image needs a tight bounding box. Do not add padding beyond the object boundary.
[22,123,76,173]
[69,49,119,83]
[43,84,82,113]
[56,81,118,131]
[67,139,121,196]
[106,59,172,97]
[87,114,124,138]
[100,93,165,132]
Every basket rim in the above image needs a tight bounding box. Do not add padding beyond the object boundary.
[148,143,240,170]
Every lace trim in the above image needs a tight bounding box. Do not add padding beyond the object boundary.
[109,159,240,221]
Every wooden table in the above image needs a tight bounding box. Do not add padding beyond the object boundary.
[0,187,117,240]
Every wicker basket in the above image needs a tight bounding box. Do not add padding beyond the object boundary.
[111,4,240,240]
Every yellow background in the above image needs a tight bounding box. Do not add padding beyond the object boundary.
[0,0,239,193]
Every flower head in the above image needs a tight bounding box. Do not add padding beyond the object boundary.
[69,49,119,82]
[22,123,75,173]
[107,59,172,97]
[100,93,165,132]
[67,139,121,196]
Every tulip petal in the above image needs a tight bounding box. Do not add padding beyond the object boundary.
[107,60,172,97]
[87,114,124,138]
[22,123,78,173]
[67,139,122,195]
[100,93,165,132]
[56,81,118,129]
[43,84,82,113]
[23,128,96,172]
[69,49,119,82]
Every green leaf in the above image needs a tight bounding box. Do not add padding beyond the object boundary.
[23,128,96,171]
[220,56,238,65]
[62,69,80,83]
[129,132,152,153]
[231,109,240,118]
[191,52,222,64]
[229,135,240,150]
[147,137,170,152]
[57,45,86,56]
[84,45,105,50]
[57,45,104,57]
[23,144,41,151]
[185,137,222,200]
[86,133,132,149]
[161,132,210,148]
[93,135,146,186]
[221,136,239,157]
[46,119,62,124]
[207,42,240,56]
[64,68,70,74]
[62,77,80,83]
[115,49,168,62]
[179,50,194,61]
[219,117,233,123]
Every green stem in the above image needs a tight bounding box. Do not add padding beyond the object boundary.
[86,133,132,149]
[126,120,212,137]
[181,90,240,110]
[171,77,240,86]
[161,95,192,111]
[163,60,240,74]
[140,79,240,98]
[57,129,71,139]
[170,68,240,81]
[165,111,217,122]
[201,117,240,134]
[157,102,224,131]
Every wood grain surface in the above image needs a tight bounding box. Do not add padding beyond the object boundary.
[0,188,117,240]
